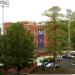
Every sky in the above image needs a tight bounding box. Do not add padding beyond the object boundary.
[0,0,75,25]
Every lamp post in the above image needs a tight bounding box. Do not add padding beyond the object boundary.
[0,0,9,34]
[66,9,72,54]
[0,0,9,65]
[66,9,72,69]
[68,20,71,53]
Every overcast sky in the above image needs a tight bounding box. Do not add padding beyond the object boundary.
[0,0,75,24]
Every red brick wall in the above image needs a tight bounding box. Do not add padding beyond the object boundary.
[4,22,12,32]
[4,21,48,48]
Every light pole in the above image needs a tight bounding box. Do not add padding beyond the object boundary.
[0,0,9,34]
[66,9,72,54]
[66,9,72,69]
[0,0,9,63]
[68,20,71,53]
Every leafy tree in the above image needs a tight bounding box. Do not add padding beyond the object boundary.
[68,11,75,50]
[65,9,75,50]
[0,22,35,74]
[70,20,75,49]
[43,20,68,53]
[42,6,71,66]
[43,6,64,22]
[58,20,69,51]
[70,11,75,20]
[43,6,65,55]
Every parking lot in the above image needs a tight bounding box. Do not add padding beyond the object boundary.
[31,57,75,74]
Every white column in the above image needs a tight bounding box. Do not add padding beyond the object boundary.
[1,0,4,34]
[0,0,9,34]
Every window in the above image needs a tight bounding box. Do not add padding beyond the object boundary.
[38,28,43,32]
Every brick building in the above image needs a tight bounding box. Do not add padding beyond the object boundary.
[4,21,48,49]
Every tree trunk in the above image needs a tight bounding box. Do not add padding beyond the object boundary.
[16,67,21,75]
[3,68,9,75]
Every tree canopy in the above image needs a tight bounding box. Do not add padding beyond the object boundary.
[0,22,35,74]
[43,6,68,54]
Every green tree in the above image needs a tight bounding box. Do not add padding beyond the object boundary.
[65,9,75,50]
[43,6,67,57]
[70,20,75,49]
[0,22,35,74]
[44,20,68,53]
[69,11,75,50]
[58,20,69,51]
[70,11,75,20]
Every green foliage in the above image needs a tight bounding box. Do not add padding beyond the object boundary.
[0,22,35,69]
[70,11,75,20]
[70,21,75,49]
[46,23,68,51]
[43,6,64,22]
[68,11,75,49]
[43,6,68,53]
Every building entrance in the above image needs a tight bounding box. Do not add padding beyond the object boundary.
[38,32,44,48]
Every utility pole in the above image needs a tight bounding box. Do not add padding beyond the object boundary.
[0,0,9,34]
[0,0,9,63]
